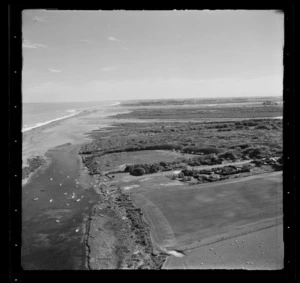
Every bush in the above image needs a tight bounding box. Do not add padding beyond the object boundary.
[242,121,258,127]
[217,150,237,160]
[182,176,192,181]
[255,124,271,130]
[131,167,146,176]
[149,164,160,173]
[240,164,251,172]
[159,161,168,167]
[170,174,177,180]
[236,143,251,150]
[210,156,218,163]
[124,164,135,172]
[143,144,182,151]
[177,172,185,178]
[182,169,194,176]
[277,156,283,164]
[242,146,271,159]
[251,160,264,167]
[215,124,229,129]
[217,166,237,175]
[182,146,220,155]
[200,160,211,165]
[249,148,263,159]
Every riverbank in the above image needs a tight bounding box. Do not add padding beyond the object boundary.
[84,179,167,269]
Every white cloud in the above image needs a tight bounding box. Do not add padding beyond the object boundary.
[48,69,62,73]
[80,39,93,44]
[22,39,47,49]
[107,36,122,42]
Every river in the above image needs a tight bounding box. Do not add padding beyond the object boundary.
[21,144,99,270]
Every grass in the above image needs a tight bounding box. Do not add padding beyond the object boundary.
[112,105,282,120]
[90,150,188,173]
[130,173,282,248]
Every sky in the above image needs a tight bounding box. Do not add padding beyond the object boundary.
[22,10,284,102]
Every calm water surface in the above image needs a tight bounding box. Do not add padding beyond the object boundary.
[22,144,99,270]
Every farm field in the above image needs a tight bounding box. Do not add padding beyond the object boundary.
[163,223,283,269]
[127,172,282,250]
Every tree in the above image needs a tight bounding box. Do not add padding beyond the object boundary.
[124,164,135,172]
[131,167,146,176]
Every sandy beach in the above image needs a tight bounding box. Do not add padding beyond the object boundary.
[22,106,130,184]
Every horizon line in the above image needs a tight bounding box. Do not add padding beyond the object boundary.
[23,94,282,104]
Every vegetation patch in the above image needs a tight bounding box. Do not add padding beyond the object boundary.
[22,155,46,179]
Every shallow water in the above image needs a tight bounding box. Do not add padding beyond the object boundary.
[22,144,99,270]
[22,101,118,131]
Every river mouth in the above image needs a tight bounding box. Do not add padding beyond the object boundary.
[22,144,99,270]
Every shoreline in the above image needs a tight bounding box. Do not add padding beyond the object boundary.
[22,110,82,133]
[22,101,121,133]
[22,106,131,182]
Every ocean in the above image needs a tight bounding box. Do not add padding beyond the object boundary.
[22,101,120,132]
